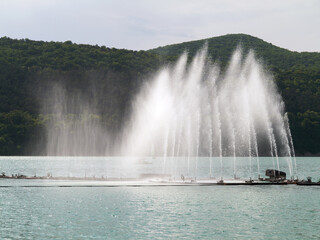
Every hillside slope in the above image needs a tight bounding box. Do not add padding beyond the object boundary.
[0,34,319,155]
[149,33,320,70]
[149,34,320,155]
[0,37,169,154]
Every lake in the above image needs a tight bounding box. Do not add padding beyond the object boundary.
[0,157,319,239]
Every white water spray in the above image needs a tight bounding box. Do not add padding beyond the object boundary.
[123,47,295,179]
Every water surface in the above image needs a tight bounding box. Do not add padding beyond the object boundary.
[0,157,319,239]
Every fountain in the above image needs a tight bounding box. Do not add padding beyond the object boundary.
[43,83,114,156]
[122,46,297,181]
[33,45,301,185]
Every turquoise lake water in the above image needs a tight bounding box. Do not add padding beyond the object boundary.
[0,157,319,239]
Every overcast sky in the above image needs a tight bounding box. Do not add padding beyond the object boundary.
[0,0,319,52]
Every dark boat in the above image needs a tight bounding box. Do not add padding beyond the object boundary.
[265,169,286,180]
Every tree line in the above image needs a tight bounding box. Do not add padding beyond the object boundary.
[0,34,319,155]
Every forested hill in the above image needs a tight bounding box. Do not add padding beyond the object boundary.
[150,34,320,155]
[0,34,319,155]
[149,33,320,70]
[0,37,169,113]
[0,37,170,154]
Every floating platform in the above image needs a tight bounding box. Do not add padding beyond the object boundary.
[1,174,319,187]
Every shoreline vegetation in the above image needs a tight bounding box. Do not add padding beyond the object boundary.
[0,34,319,156]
